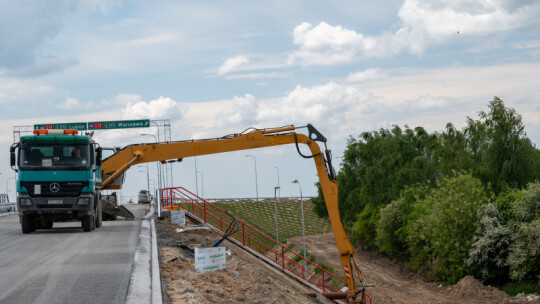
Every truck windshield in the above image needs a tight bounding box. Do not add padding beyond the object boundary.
[19,144,91,170]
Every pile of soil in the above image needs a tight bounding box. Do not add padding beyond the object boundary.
[156,216,330,304]
[450,276,508,302]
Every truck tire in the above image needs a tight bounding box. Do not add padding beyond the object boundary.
[21,215,32,234]
[30,216,37,232]
[95,201,102,228]
[82,215,93,232]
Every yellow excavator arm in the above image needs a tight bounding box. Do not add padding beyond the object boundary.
[100,124,366,301]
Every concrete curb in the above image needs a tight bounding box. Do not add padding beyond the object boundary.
[126,211,163,304]
[151,218,163,304]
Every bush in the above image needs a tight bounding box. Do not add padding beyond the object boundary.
[508,183,540,283]
[467,203,512,283]
[406,173,489,283]
[376,183,431,259]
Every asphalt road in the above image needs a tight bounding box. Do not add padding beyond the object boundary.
[0,205,147,304]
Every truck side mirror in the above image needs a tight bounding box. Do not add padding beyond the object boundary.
[10,151,15,167]
[96,147,102,166]
[9,145,17,168]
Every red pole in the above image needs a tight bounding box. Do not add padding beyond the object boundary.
[203,201,207,223]
[281,246,285,269]
[242,223,245,246]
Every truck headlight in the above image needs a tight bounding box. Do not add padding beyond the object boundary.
[77,198,90,205]
[19,198,32,206]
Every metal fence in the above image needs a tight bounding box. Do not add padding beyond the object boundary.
[0,202,17,214]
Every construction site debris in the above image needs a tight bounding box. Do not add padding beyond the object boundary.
[176,226,210,233]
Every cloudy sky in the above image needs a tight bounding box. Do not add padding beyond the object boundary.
[1,0,540,201]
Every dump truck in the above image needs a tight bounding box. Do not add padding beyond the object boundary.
[10,129,134,233]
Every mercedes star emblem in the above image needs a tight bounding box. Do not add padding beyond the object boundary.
[50,183,60,193]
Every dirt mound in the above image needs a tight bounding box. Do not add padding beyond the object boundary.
[449,276,509,302]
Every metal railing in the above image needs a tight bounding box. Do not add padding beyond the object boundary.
[161,186,370,303]
[0,202,17,214]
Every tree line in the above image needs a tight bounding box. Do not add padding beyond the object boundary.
[313,97,540,287]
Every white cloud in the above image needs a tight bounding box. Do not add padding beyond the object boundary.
[0,78,55,104]
[57,97,81,109]
[405,95,451,110]
[512,40,540,50]
[225,72,292,80]
[218,56,250,75]
[259,82,370,125]
[122,96,186,119]
[287,1,540,65]
[347,68,388,83]
[113,93,143,106]
[218,94,258,126]
[0,0,122,76]
[118,32,181,47]
[287,22,368,66]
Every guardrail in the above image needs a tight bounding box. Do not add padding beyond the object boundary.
[0,202,17,213]
[161,187,370,303]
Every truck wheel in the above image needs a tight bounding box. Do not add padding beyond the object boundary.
[30,217,37,232]
[21,215,32,234]
[82,215,93,232]
[95,201,103,228]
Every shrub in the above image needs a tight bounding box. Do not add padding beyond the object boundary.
[467,203,512,283]
[508,183,540,283]
[406,173,489,283]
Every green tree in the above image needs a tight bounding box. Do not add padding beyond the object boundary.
[467,203,512,283]
[465,97,540,193]
[376,183,431,259]
[508,183,540,283]
[406,173,489,283]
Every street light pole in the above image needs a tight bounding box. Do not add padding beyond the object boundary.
[292,179,307,277]
[194,157,199,199]
[137,165,150,194]
[274,185,281,261]
[196,170,204,199]
[141,133,161,217]
[274,166,280,198]
[245,155,259,202]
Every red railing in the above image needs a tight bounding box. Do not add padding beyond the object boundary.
[161,187,371,303]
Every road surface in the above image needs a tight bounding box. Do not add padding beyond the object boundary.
[0,205,147,304]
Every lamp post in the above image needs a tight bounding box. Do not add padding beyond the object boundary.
[292,179,307,277]
[196,170,204,199]
[245,155,259,202]
[6,176,15,202]
[274,185,281,261]
[141,133,162,217]
[274,166,280,198]
[194,157,199,199]
[137,164,150,194]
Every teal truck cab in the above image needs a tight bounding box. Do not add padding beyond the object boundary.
[10,129,104,233]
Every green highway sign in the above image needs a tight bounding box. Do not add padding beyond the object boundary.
[34,122,88,130]
[88,119,150,130]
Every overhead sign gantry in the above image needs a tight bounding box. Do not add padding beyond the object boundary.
[34,119,150,131]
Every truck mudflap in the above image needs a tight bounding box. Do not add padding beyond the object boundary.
[100,195,135,220]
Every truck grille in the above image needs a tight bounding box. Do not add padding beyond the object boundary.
[21,181,89,197]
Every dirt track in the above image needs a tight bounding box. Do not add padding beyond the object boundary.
[288,233,540,304]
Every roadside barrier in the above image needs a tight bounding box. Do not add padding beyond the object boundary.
[0,203,17,214]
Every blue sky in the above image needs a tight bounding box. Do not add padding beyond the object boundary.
[1,0,540,202]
